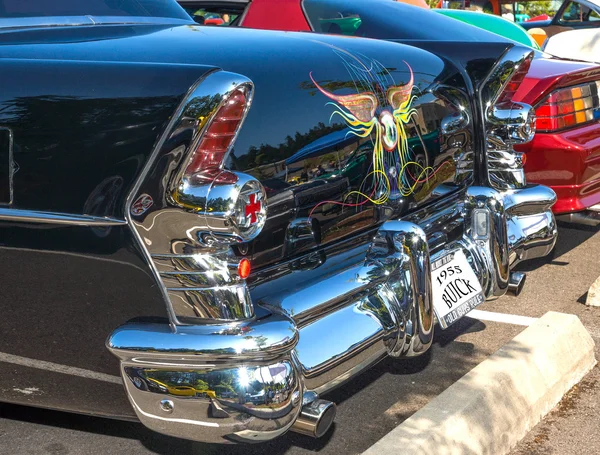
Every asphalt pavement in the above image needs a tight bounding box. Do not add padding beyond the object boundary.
[505,222,600,455]
[1,223,599,455]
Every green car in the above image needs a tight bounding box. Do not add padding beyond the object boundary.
[435,9,540,49]
[319,13,362,35]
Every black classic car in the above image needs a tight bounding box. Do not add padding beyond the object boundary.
[0,0,557,445]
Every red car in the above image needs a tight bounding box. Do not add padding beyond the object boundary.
[513,59,600,222]
[178,0,600,225]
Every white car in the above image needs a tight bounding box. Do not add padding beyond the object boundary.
[544,28,600,63]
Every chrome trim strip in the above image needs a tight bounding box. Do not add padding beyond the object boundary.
[0,208,126,226]
[125,69,260,323]
[0,127,14,205]
[123,69,218,325]
[0,16,194,30]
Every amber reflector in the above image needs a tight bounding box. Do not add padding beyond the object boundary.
[238,258,251,279]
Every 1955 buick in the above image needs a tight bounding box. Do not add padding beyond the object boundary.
[0,0,557,444]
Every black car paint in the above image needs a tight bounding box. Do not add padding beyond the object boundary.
[0,20,513,418]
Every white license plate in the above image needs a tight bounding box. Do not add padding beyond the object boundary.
[432,250,484,329]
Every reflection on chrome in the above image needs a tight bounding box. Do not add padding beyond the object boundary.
[106,62,558,445]
[481,47,535,190]
[124,70,267,324]
[124,363,295,409]
[120,361,301,442]
[108,311,303,443]
[237,367,250,388]
[109,182,557,443]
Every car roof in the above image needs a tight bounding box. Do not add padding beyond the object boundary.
[177,0,249,3]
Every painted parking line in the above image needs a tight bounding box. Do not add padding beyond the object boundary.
[468,309,538,326]
[0,311,536,387]
[0,351,122,384]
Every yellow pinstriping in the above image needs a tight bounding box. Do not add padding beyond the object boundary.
[326,76,438,207]
[344,169,390,205]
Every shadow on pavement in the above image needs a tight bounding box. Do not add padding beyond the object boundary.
[0,317,496,455]
[516,223,599,273]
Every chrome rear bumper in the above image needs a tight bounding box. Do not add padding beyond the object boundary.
[108,314,303,443]
[503,184,557,265]
[107,184,556,444]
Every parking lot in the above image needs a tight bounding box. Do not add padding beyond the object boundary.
[0,222,598,455]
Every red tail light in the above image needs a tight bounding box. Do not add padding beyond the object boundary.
[184,86,250,179]
[535,82,600,132]
[495,56,532,105]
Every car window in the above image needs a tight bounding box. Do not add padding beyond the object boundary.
[0,0,190,20]
[302,0,507,41]
[513,1,561,21]
[560,1,582,21]
[589,8,600,20]
[558,1,599,23]
[179,3,245,26]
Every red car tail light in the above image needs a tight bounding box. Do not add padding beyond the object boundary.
[184,86,250,180]
[535,82,600,132]
[495,55,532,105]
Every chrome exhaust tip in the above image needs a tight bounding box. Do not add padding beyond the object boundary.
[291,398,336,438]
[508,271,526,296]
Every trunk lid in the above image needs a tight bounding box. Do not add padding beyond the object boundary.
[0,24,511,268]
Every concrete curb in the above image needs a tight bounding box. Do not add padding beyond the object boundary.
[586,275,600,306]
[361,311,596,455]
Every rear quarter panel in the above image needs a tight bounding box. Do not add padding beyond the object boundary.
[0,56,215,417]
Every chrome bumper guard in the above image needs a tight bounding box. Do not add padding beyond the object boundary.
[108,313,303,443]
[502,184,557,266]
[107,185,556,444]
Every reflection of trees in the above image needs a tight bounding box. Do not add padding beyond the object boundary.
[0,93,181,215]
[184,94,223,122]
[520,1,553,17]
[465,57,504,90]
[195,378,209,390]
[206,196,229,212]
[215,375,236,394]
[235,122,345,171]
[143,368,240,393]
[0,94,180,132]
[299,79,367,96]
[250,335,268,349]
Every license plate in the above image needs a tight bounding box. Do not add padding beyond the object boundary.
[432,250,484,329]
